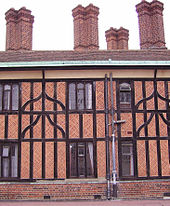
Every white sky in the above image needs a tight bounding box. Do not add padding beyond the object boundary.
[0,0,169,51]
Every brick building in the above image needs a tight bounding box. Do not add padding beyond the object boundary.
[0,0,169,200]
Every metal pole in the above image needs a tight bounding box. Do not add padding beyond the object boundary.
[109,73,117,198]
[104,74,111,200]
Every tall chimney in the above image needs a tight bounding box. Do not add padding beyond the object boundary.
[72,4,99,51]
[136,0,166,49]
[5,7,34,51]
[105,27,129,50]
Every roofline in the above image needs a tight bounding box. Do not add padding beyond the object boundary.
[0,60,170,68]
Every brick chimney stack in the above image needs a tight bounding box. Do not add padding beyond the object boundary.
[72,4,99,51]
[105,27,129,50]
[136,0,166,49]
[5,7,34,51]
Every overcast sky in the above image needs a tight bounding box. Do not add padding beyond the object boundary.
[0,0,169,51]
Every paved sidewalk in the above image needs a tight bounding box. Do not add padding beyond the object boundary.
[0,199,170,206]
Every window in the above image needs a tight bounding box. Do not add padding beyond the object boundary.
[0,83,19,111]
[0,144,18,178]
[121,143,134,176]
[69,82,92,110]
[119,82,131,108]
[69,142,94,178]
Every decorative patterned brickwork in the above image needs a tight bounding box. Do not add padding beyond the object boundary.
[21,142,30,179]
[22,114,30,139]
[160,140,169,176]
[0,115,5,139]
[57,114,65,138]
[149,140,158,176]
[83,114,93,138]
[57,82,66,111]
[96,114,105,138]
[8,115,18,139]
[120,113,132,137]
[45,82,54,111]
[147,113,156,137]
[33,142,42,179]
[45,142,54,179]
[159,113,168,137]
[33,82,42,111]
[157,81,166,110]
[137,140,147,177]
[97,141,106,178]
[134,81,143,110]
[69,114,79,138]
[33,115,42,139]
[136,113,145,137]
[45,115,54,138]
[96,81,104,110]
[21,83,31,110]
[145,81,155,110]
[57,142,66,179]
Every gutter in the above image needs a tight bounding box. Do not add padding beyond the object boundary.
[0,60,169,68]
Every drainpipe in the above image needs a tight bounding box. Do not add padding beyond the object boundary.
[109,73,117,198]
[104,74,111,200]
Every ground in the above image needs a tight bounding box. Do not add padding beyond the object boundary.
[0,200,170,206]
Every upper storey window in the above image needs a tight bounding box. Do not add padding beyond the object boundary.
[119,82,131,108]
[69,82,92,110]
[0,84,19,111]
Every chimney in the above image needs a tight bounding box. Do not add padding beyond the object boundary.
[105,27,129,50]
[5,7,34,51]
[72,4,99,51]
[136,0,166,49]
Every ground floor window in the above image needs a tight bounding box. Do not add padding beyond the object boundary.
[69,142,95,178]
[121,142,134,177]
[0,144,18,178]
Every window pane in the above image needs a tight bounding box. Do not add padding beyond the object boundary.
[11,145,18,177]
[0,85,2,110]
[3,158,9,177]
[122,144,134,176]
[77,83,84,110]
[70,143,77,177]
[69,84,76,110]
[85,83,92,109]
[2,146,9,157]
[4,85,11,110]
[12,84,19,110]
[86,142,94,176]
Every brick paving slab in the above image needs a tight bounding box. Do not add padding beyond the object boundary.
[0,200,170,206]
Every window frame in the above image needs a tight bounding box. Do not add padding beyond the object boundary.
[68,81,93,111]
[0,143,18,179]
[119,82,131,109]
[0,83,19,112]
[121,142,134,177]
[68,141,96,178]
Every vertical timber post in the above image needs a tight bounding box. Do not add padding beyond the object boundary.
[104,74,111,200]
[110,73,117,198]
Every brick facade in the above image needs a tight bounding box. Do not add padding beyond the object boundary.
[0,0,169,201]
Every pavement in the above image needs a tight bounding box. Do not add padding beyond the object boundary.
[0,199,170,206]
